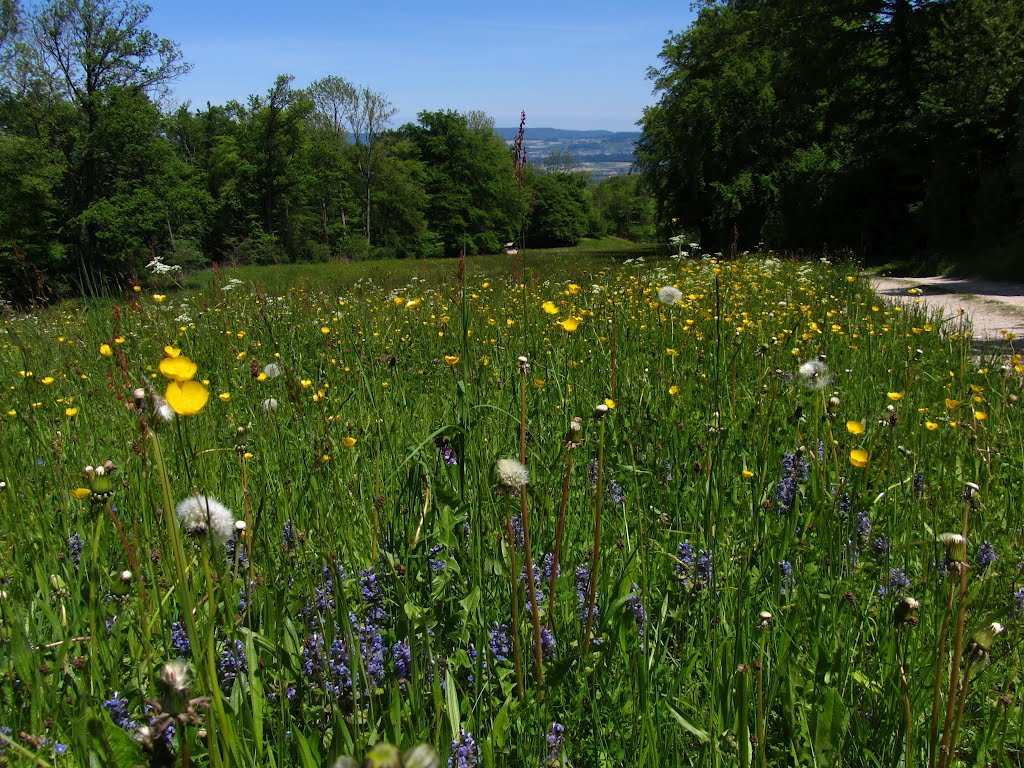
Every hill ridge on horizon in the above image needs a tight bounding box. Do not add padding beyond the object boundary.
[495,126,642,139]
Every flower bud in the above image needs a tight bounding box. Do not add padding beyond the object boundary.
[971,621,1004,653]
[939,533,967,563]
[158,659,195,716]
[893,596,920,625]
[404,744,441,768]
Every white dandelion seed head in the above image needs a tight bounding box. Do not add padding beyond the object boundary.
[797,359,831,390]
[263,363,281,378]
[175,495,237,545]
[160,659,195,697]
[496,458,529,488]
[658,285,683,306]
[261,397,279,412]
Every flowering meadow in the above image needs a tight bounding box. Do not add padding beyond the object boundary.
[1,249,1022,767]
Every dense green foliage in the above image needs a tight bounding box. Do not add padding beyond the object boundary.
[638,0,1024,272]
[0,0,655,305]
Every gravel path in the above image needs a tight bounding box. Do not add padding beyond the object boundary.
[869,275,1024,350]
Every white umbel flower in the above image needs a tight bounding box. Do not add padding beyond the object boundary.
[495,458,529,489]
[175,495,237,545]
[658,285,683,305]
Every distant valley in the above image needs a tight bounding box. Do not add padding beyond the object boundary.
[495,127,641,179]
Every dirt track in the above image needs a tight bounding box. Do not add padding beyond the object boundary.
[870,275,1024,349]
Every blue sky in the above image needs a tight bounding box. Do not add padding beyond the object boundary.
[147,1,697,132]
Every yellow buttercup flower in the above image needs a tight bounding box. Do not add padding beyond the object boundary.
[924,420,938,430]
[945,398,960,410]
[849,449,869,468]
[604,398,616,409]
[887,392,903,401]
[159,355,197,382]
[65,407,79,417]
[846,420,865,435]
[342,436,357,448]
[218,392,231,402]
[974,411,987,421]
[444,355,460,365]
[152,294,166,303]
[542,301,559,315]
[557,317,582,332]
[163,346,181,358]
[99,343,113,357]
[741,469,754,479]
[566,283,582,295]
[71,488,91,501]
[165,380,209,416]
[668,384,680,396]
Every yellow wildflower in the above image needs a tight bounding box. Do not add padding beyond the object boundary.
[849,449,869,468]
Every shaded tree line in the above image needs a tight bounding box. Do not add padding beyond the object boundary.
[638,0,1024,272]
[0,0,655,304]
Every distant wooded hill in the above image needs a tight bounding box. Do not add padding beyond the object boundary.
[495,127,641,177]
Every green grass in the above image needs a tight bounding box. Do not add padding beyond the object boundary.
[179,238,660,297]
[0,247,1021,767]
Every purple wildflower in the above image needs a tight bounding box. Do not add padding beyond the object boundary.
[626,583,646,647]
[68,534,83,568]
[977,541,998,570]
[779,560,794,595]
[546,722,566,766]
[170,621,191,658]
[489,623,512,663]
[448,728,480,768]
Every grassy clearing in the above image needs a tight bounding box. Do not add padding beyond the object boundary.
[0,247,1022,767]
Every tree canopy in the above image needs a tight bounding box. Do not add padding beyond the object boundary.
[0,0,656,303]
[637,0,1024,270]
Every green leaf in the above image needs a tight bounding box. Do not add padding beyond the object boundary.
[491,695,513,748]
[812,687,849,762]
[459,586,481,615]
[293,728,320,768]
[665,701,711,744]
[445,667,460,741]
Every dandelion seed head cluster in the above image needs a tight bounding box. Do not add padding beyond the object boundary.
[797,358,831,390]
[658,285,683,305]
[175,495,237,545]
[496,458,529,489]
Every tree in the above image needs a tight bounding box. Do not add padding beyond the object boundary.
[17,0,192,285]
[310,75,396,245]
[590,174,655,241]
[526,169,591,247]
[403,109,523,256]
